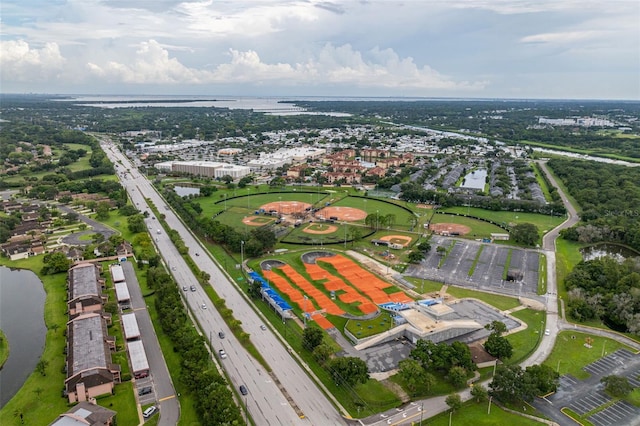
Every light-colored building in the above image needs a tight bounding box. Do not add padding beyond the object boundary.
[218,147,243,156]
[214,164,251,179]
[154,160,250,179]
[127,340,150,379]
[121,313,141,341]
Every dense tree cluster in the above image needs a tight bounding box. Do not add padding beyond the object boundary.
[483,321,513,360]
[510,223,539,246]
[408,340,476,389]
[550,158,640,252]
[489,364,559,403]
[148,267,244,425]
[564,256,640,334]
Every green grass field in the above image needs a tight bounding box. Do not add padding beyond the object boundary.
[439,206,564,233]
[345,312,394,338]
[555,237,585,310]
[0,258,72,425]
[543,331,634,379]
[424,399,543,426]
[0,329,8,369]
[505,309,546,365]
[444,287,521,311]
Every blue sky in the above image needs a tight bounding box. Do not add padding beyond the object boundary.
[1,0,638,99]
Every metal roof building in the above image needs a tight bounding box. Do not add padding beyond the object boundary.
[109,264,125,283]
[121,313,140,341]
[114,281,130,303]
[127,340,150,379]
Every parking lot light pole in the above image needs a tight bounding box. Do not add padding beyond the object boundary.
[240,240,245,269]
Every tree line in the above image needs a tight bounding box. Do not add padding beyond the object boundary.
[564,256,640,335]
[551,158,640,252]
[148,267,245,425]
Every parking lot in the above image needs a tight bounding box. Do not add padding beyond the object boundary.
[589,401,640,426]
[135,377,156,406]
[405,237,540,297]
[533,349,640,426]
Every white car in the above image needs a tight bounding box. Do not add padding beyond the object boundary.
[201,304,207,309]
[143,406,157,418]
[544,329,550,336]
[218,349,227,359]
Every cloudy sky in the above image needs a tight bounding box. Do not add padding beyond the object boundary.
[1,0,639,99]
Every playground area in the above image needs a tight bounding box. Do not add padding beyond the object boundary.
[260,252,411,329]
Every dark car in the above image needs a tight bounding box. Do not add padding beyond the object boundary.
[239,385,248,396]
[218,331,225,339]
[138,386,152,396]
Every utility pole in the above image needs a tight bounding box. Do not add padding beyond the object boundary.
[240,240,245,269]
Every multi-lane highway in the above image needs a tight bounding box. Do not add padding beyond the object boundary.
[100,138,346,425]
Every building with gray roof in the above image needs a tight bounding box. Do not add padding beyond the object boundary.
[68,263,105,319]
[49,401,116,426]
[127,340,150,379]
[65,313,120,403]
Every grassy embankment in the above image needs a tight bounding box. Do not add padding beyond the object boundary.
[0,329,8,369]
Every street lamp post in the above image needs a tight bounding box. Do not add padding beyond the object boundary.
[240,240,245,269]
[303,295,308,327]
[247,187,250,210]
[376,209,379,231]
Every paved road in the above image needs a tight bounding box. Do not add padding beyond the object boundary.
[521,161,581,368]
[121,261,180,425]
[100,138,347,425]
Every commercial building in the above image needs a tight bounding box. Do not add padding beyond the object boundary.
[154,160,250,179]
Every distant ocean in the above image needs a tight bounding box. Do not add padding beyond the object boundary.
[59,95,358,116]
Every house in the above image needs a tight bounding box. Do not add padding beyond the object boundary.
[0,241,32,260]
[115,242,133,257]
[49,401,116,426]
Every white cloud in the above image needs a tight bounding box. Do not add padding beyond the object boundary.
[0,40,66,81]
[521,30,608,44]
[85,40,485,91]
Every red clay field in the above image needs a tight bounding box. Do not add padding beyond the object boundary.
[262,254,411,329]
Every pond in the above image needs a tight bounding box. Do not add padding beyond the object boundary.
[0,266,47,408]
[580,244,640,262]
[174,186,201,197]
[460,169,487,190]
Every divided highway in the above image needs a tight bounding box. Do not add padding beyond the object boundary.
[100,138,346,425]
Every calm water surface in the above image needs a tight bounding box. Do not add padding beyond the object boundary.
[0,266,47,408]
